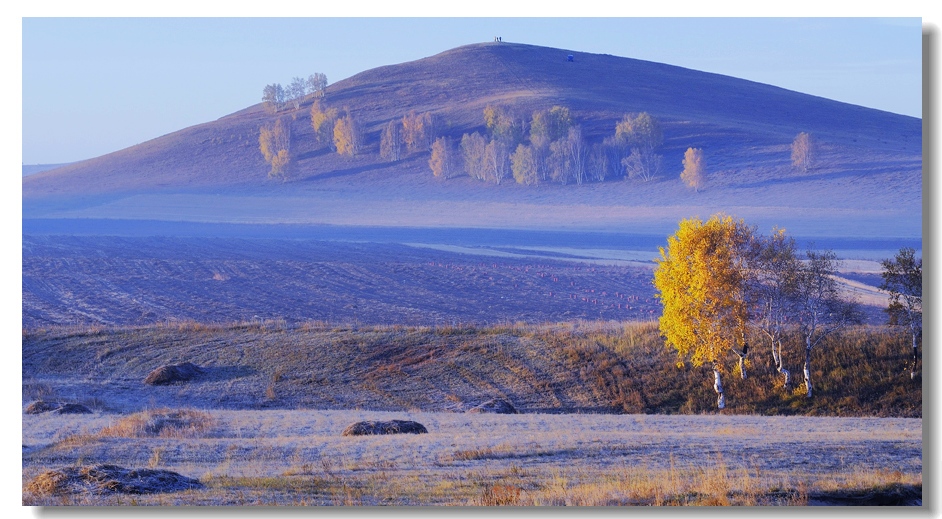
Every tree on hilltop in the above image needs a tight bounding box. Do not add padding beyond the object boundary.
[306,73,327,98]
[287,77,307,110]
[262,83,286,114]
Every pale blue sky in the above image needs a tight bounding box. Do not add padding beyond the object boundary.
[21,17,924,165]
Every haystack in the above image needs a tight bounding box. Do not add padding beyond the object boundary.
[24,401,93,414]
[25,464,202,496]
[467,399,518,414]
[24,401,61,414]
[144,362,203,385]
[341,419,428,436]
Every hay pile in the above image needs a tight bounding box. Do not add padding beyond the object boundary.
[25,464,202,496]
[467,399,518,414]
[144,362,203,385]
[341,420,428,436]
[24,401,93,415]
[100,408,214,438]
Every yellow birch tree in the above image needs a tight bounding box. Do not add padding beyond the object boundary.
[653,214,754,409]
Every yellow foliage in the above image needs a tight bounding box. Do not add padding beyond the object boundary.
[653,215,753,368]
[258,118,291,179]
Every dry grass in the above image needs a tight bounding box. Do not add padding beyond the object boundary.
[22,320,920,417]
[22,408,921,506]
[98,408,216,438]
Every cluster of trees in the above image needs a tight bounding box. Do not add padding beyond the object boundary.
[426,106,669,186]
[257,87,820,187]
[262,73,328,114]
[258,118,291,180]
[310,101,363,156]
[653,215,922,409]
[383,111,438,163]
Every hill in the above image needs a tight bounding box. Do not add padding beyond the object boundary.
[22,321,920,417]
[22,42,922,239]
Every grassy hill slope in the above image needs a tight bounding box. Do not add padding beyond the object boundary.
[23,321,921,418]
[22,43,921,239]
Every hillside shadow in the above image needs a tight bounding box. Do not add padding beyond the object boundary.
[298,161,389,182]
[199,365,257,383]
[295,148,332,161]
[734,161,922,189]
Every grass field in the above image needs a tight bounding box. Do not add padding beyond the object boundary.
[22,320,922,506]
[22,408,921,506]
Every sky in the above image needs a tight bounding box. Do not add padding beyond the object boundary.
[18,14,929,165]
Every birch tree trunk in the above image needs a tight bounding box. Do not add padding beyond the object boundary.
[772,339,791,390]
[803,343,813,398]
[911,328,919,380]
[713,367,725,409]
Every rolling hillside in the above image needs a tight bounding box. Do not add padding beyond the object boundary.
[22,42,922,239]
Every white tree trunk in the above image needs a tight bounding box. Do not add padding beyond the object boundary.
[803,345,813,398]
[713,368,725,409]
[911,329,919,380]
[774,339,791,390]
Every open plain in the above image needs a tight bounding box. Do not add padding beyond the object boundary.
[22,408,921,506]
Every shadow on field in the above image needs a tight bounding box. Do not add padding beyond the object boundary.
[199,365,257,383]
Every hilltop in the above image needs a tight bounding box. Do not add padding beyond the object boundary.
[22,42,921,239]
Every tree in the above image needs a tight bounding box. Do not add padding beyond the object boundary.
[333,114,361,156]
[791,132,815,173]
[429,137,456,179]
[653,214,754,409]
[258,118,291,180]
[306,73,327,98]
[680,147,706,192]
[880,247,922,380]
[530,106,572,148]
[561,126,588,185]
[310,101,340,149]
[380,120,403,162]
[791,249,862,398]
[747,228,801,390]
[587,143,610,182]
[511,144,538,185]
[402,111,434,153]
[262,83,285,114]
[616,112,664,181]
[484,138,511,185]
[287,77,307,110]
[547,138,571,184]
[461,132,488,181]
[483,105,524,147]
